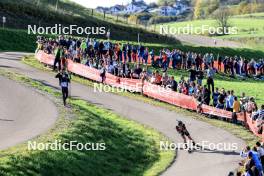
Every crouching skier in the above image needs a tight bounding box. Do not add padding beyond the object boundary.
[176,120,197,152]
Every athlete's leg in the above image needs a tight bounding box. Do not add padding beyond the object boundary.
[187,135,196,146]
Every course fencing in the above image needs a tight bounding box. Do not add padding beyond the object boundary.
[36,51,263,141]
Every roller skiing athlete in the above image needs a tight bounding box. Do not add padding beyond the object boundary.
[55,69,71,106]
[176,120,199,153]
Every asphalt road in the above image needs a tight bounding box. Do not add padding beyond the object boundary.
[0,73,58,150]
[174,34,242,48]
[0,52,245,176]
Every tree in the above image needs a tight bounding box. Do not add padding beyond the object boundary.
[213,7,231,35]
[205,0,220,16]
[194,0,203,19]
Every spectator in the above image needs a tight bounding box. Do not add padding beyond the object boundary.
[131,64,142,79]
[202,85,211,105]
[232,96,240,124]
[154,70,162,85]
[188,68,197,82]
[212,87,220,107]
[245,152,259,176]
[196,68,204,86]
[217,54,222,71]
[248,150,263,175]
[53,45,62,71]
[99,63,106,83]
[246,97,258,113]
[167,76,177,91]
[161,72,169,86]
[188,82,196,96]
[182,82,189,95]
[256,142,264,166]
[252,104,264,121]
[226,90,235,112]
[216,88,226,109]
[206,66,215,93]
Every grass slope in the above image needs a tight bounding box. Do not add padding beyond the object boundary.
[0,28,38,52]
[0,0,177,44]
[0,69,174,176]
[23,55,260,146]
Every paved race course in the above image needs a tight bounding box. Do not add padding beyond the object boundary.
[0,52,245,176]
[174,34,242,48]
[0,71,58,150]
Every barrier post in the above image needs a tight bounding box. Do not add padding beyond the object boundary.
[243,111,249,129]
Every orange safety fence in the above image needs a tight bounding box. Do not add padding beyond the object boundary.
[200,104,233,119]
[245,113,262,138]
[143,82,197,111]
[36,51,263,141]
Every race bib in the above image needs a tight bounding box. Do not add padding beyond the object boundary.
[61,82,68,87]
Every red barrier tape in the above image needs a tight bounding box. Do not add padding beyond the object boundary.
[36,51,263,141]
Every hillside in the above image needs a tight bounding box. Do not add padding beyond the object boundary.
[158,12,264,50]
[0,0,178,44]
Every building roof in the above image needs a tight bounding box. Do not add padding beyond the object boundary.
[131,0,147,7]
[111,5,125,11]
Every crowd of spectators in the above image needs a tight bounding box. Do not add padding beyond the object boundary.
[236,143,264,176]
[37,35,263,129]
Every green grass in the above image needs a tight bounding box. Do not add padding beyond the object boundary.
[234,12,264,18]
[22,55,261,147]
[0,28,37,52]
[158,13,264,51]
[0,69,174,176]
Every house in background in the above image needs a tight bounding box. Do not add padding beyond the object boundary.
[95,0,190,16]
[109,5,125,14]
[95,6,109,13]
[158,6,177,16]
[124,0,148,14]
[151,1,190,16]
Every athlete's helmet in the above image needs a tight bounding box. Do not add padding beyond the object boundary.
[178,120,183,126]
